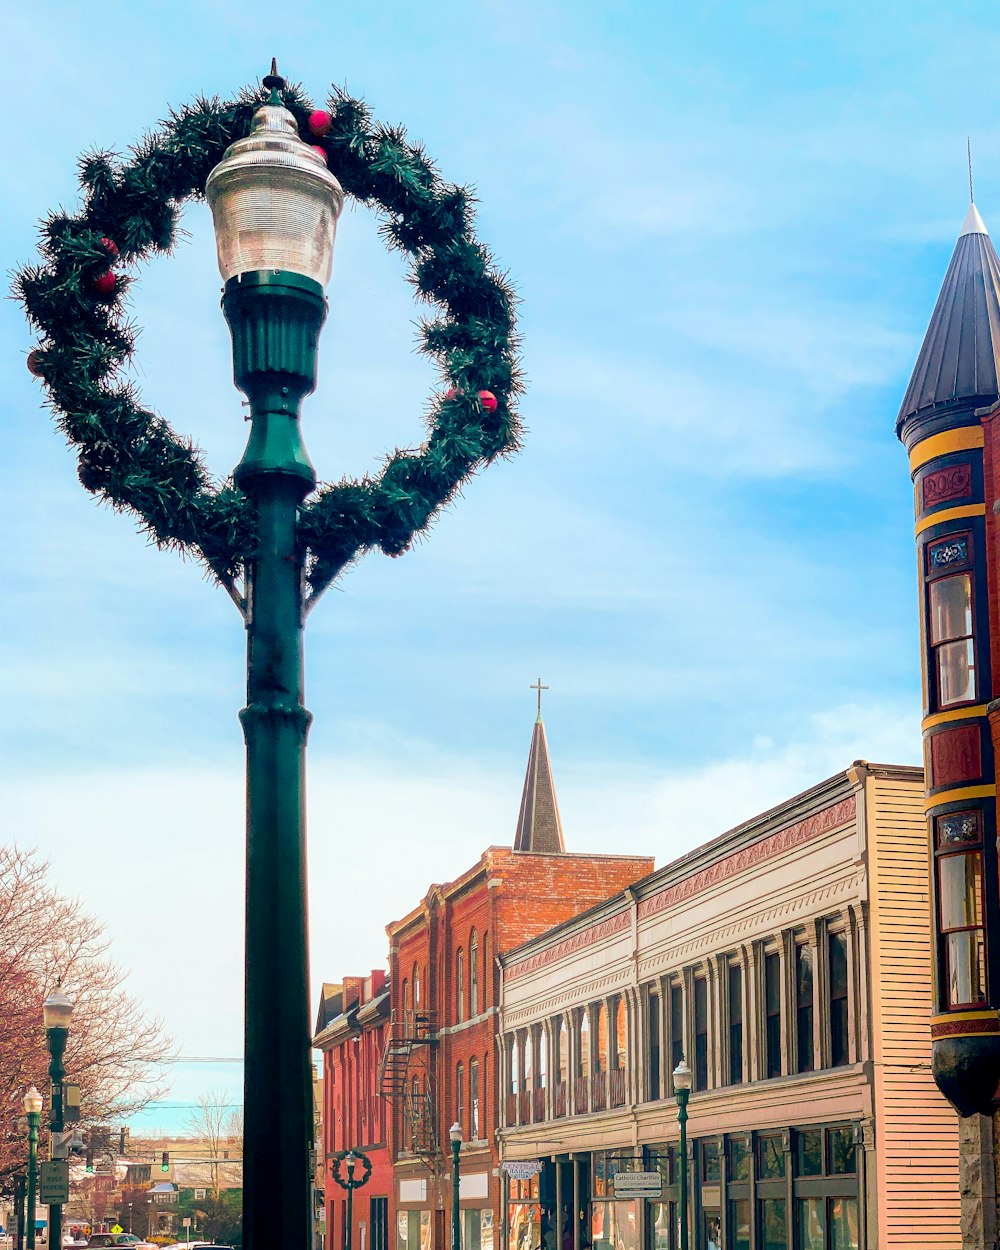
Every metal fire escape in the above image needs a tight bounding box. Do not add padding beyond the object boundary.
[378,1009,439,1165]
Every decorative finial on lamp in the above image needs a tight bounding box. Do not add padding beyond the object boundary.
[263,58,285,104]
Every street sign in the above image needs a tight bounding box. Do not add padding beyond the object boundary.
[501,1161,542,1179]
[111,1226,123,1235]
[39,1161,70,1205]
[612,1172,662,1199]
[182,1220,191,1229]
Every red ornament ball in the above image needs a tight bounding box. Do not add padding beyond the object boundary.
[101,237,119,261]
[26,348,44,377]
[93,270,118,298]
[310,146,327,162]
[478,390,498,412]
[445,387,459,400]
[308,110,332,137]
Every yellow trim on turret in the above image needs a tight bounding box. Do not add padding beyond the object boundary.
[924,784,997,811]
[909,426,984,474]
[931,1010,1000,1025]
[923,705,988,730]
[915,503,985,535]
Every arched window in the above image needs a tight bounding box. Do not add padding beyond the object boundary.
[482,931,489,1006]
[402,979,409,1025]
[482,1053,488,1132]
[510,1035,519,1095]
[470,1058,480,1139]
[615,998,626,1068]
[579,1011,590,1077]
[413,963,420,1008]
[522,1031,533,1092]
[538,1029,548,1090]
[456,1061,465,1132]
[470,930,479,1016]
[456,948,465,1021]
[596,1003,608,1073]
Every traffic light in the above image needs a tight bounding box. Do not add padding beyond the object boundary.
[119,1128,128,1155]
[161,1151,169,1172]
[85,1144,94,1174]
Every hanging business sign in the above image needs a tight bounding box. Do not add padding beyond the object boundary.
[611,1171,662,1199]
[501,1161,543,1179]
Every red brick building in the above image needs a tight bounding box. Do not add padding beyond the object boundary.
[381,707,654,1250]
[314,972,394,1250]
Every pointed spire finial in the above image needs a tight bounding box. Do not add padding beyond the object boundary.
[530,676,549,721]
[969,137,975,204]
[263,58,285,105]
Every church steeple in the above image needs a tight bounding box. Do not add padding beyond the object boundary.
[897,204,1000,444]
[513,678,565,854]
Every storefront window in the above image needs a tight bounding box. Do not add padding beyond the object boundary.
[827,1128,856,1176]
[728,1137,750,1183]
[796,1129,822,1177]
[701,1141,720,1183]
[759,1199,787,1250]
[728,1200,750,1250]
[758,1136,785,1179]
[797,1199,823,1250]
[590,1200,639,1250]
[829,1199,859,1250]
[702,1213,721,1250]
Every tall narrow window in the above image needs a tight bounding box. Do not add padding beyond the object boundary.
[456,1061,464,1134]
[510,1036,519,1096]
[470,930,479,1016]
[925,533,976,710]
[670,983,684,1077]
[648,992,661,1100]
[579,1011,590,1077]
[615,999,626,1068]
[728,962,743,1085]
[456,949,465,1021]
[413,963,420,1009]
[482,931,489,1007]
[694,977,708,1091]
[829,931,849,1066]
[470,1059,480,1139]
[596,1004,608,1072]
[481,1053,488,1133]
[558,1018,569,1083]
[410,1076,420,1151]
[796,944,814,1074]
[765,952,781,1079]
[522,1031,533,1092]
[936,811,987,1008]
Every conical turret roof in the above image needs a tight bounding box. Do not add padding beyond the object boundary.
[898,204,1000,429]
[513,705,565,854]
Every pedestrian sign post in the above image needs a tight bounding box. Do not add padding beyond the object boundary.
[39,1161,70,1205]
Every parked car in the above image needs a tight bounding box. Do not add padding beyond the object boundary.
[86,1236,154,1250]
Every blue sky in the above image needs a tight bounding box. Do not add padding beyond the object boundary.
[2,0,993,1128]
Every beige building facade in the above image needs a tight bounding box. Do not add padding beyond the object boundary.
[497,763,960,1250]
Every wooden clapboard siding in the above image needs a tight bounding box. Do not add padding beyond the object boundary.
[867,769,960,1247]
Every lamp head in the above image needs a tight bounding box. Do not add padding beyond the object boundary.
[43,981,74,1031]
[23,1086,43,1115]
[205,62,344,289]
[672,1058,693,1092]
[449,1121,462,1145]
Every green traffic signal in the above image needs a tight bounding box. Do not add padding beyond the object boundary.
[161,1152,169,1172]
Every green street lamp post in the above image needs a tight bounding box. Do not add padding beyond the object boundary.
[672,1060,692,1250]
[343,1152,357,1250]
[24,1086,43,1250]
[450,1122,462,1250]
[204,67,344,1250]
[44,983,74,1250]
[14,1173,27,1250]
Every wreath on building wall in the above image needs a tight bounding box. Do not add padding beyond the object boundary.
[329,1149,374,1190]
[15,75,522,605]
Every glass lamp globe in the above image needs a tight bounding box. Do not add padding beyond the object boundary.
[206,83,344,289]
[449,1121,462,1144]
[23,1086,43,1115]
[43,983,74,1030]
[672,1059,693,1092]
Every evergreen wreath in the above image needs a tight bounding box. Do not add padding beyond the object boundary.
[15,77,522,606]
[329,1148,373,1190]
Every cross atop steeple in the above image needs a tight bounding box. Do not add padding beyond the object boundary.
[530,676,548,720]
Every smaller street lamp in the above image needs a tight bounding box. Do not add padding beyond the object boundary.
[672,1060,692,1250]
[329,1149,371,1250]
[449,1122,462,1250]
[344,1152,357,1250]
[24,1086,43,1250]
[43,982,74,1250]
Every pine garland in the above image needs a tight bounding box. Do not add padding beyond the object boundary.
[15,78,522,599]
